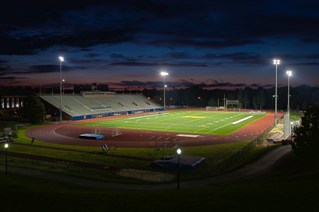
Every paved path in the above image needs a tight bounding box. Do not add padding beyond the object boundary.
[5,145,292,190]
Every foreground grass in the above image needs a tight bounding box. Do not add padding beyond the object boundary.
[1,151,318,212]
[1,141,277,183]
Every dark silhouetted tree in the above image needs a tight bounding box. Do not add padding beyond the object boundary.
[21,95,45,123]
[292,105,319,162]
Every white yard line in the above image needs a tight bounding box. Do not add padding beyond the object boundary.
[231,116,253,124]
[176,134,200,138]
[127,113,169,120]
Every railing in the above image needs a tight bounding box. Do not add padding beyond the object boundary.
[216,124,274,170]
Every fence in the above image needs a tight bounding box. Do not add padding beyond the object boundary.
[216,124,274,170]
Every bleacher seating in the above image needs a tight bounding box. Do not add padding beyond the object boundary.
[39,93,162,120]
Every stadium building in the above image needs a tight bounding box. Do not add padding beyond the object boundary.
[39,91,163,121]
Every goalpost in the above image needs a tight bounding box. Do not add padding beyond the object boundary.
[206,99,240,111]
[206,106,218,111]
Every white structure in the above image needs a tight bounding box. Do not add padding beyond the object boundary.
[160,71,168,109]
[59,56,64,122]
[273,59,280,125]
[285,70,292,138]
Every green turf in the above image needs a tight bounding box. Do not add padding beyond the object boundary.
[80,110,266,135]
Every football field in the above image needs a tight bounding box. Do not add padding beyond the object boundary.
[82,110,266,135]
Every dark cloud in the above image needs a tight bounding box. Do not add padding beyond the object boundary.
[302,38,319,44]
[0,61,11,72]
[1,0,318,56]
[110,61,207,67]
[165,52,190,59]
[148,39,262,49]
[27,64,73,74]
[111,79,249,89]
[0,28,138,55]
[110,54,126,59]
[294,62,319,66]
[0,64,64,77]
[85,53,101,58]
[110,61,155,66]
[205,52,266,64]
[69,59,105,66]
[0,76,26,80]
[1,0,319,87]
[304,54,319,59]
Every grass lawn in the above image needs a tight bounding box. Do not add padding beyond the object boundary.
[80,110,266,135]
[1,151,318,212]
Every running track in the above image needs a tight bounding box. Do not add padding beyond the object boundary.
[26,112,281,148]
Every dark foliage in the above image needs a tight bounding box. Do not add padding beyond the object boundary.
[292,105,319,162]
[141,84,319,110]
[21,95,45,124]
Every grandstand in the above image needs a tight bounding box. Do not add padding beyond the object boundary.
[39,91,162,121]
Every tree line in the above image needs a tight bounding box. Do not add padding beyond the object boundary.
[142,84,319,110]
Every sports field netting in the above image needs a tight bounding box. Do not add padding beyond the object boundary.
[81,111,266,135]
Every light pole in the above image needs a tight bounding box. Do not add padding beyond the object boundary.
[62,79,65,94]
[176,148,182,190]
[4,143,8,175]
[160,71,168,109]
[59,56,64,122]
[273,59,280,125]
[286,70,292,137]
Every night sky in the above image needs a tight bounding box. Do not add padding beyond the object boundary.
[1,0,319,89]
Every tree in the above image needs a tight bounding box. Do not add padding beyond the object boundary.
[21,95,45,123]
[291,105,319,162]
[207,98,217,106]
[253,87,266,110]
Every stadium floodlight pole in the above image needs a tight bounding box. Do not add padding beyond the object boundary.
[160,71,169,109]
[62,79,65,94]
[273,59,280,125]
[176,148,182,190]
[287,70,292,136]
[59,56,64,122]
[4,143,9,174]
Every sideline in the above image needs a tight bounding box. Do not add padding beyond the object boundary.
[3,145,292,190]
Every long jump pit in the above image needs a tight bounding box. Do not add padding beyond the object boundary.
[25,112,277,148]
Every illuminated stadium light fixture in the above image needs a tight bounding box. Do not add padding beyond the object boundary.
[273,59,280,65]
[59,56,64,122]
[160,71,168,76]
[160,71,169,109]
[273,58,280,125]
